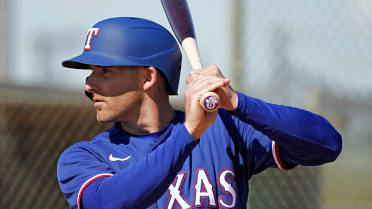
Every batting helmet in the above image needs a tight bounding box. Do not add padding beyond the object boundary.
[62,17,182,95]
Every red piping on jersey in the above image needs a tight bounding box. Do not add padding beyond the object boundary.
[272,141,285,170]
[77,173,113,209]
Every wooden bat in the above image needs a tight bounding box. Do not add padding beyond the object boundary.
[160,0,220,112]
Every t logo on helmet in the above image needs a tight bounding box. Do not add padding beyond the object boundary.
[84,28,100,51]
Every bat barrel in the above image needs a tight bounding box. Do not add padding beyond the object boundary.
[160,0,196,43]
[161,0,220,112]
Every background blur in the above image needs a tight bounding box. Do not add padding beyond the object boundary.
[1,0,371,208]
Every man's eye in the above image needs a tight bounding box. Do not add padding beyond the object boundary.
[102,68,109,73]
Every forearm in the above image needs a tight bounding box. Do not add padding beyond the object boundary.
[231,92,342,165]
[82,124,198,209]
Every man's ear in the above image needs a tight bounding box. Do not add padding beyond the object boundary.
[143,66,157,91]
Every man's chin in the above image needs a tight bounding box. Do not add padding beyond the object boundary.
[96,114,116,123]
[97,119,114,123]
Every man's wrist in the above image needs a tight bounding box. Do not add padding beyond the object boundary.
[230,91,239,111]
[184,122,202,140]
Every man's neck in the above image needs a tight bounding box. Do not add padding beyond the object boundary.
[120,99,174,135]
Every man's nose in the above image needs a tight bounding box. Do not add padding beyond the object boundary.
[85,74,99,94]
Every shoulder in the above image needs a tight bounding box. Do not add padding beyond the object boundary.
[57,141,98,167]
[57,131,114,181]
[57,127,114,164]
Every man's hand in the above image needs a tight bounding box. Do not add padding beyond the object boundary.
[184,65,238,140]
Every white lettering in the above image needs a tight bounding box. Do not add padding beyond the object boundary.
[194,169,216,207]
[168,173,191,209]
[218,170,236,208]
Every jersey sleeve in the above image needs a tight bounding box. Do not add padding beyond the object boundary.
[228,91,342,170]
[57,124,198,209]
[243,128,281,174]
[218,113,294,175]
[57,141,114,209]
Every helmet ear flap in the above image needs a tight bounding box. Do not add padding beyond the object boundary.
[85,91,93,100]
[85,76,93,100]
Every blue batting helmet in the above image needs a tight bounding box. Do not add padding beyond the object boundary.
[62,17,182,95]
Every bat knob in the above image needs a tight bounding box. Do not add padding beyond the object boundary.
[200,92,220,112]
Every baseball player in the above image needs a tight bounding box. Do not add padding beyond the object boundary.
[57,17,342,209]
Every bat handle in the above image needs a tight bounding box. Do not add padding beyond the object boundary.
[182,38,220,112]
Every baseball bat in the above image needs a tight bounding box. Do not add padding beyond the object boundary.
[160,0,220,112]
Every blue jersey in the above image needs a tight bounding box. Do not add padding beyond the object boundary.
[57,92,342,209]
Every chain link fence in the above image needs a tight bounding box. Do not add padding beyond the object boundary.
[1,1,372,209]
[0,87,112,209]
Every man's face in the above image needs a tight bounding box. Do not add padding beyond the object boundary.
[85,66,144,122]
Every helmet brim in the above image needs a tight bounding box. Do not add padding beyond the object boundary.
[62,51,145,69]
